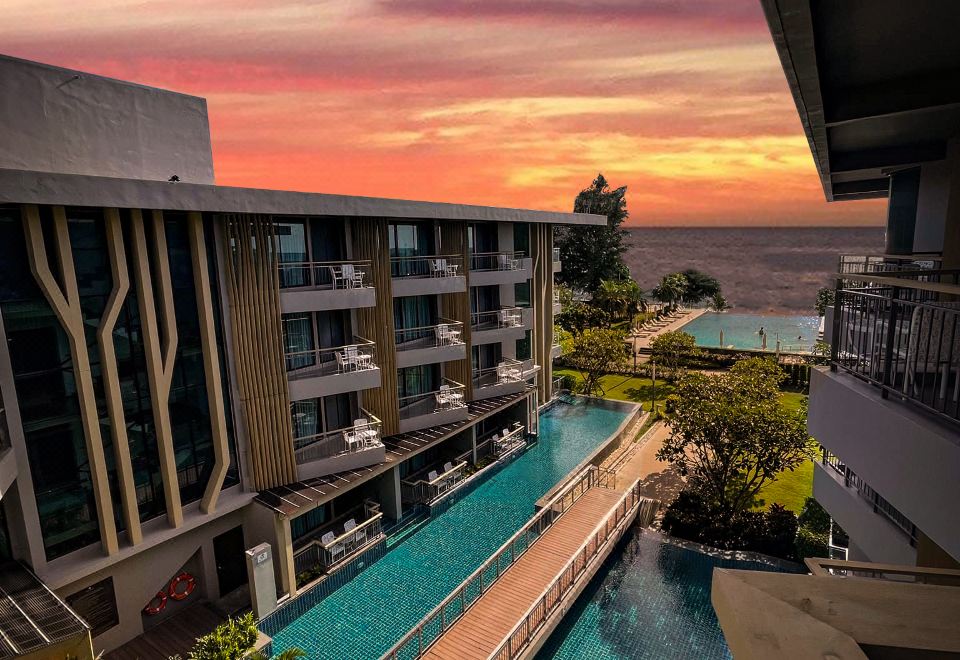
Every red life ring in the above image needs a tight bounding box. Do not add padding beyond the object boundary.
[168,572,196,601]
[143,591,167,615]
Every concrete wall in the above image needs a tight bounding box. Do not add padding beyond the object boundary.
[913,160,951,253]
[0,55,214,183]
[808,368,960,562]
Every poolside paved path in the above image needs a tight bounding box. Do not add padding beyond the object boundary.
[608,422,685,505]
[422,487,624,660]
[631,307,707,354]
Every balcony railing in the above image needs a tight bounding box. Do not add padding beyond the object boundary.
[292,411,383,465]
[395,320,465,349]
[278,260,372,290]
[390,254,463,279]
[469,251,524,272]
[831,271,960,425]
[284,338,377,374]
[473,358,526,389]
[398,378,467,420]
[293,500,383,576]
[838,254,942,276]
[401,460,468,504]
[471,307,523,330]
[552,246,560,262]
[821,448,917,544]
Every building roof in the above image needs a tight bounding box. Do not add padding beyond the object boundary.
[255,388,533,516]
[0,562,90,658]
[760,0,960,201]
[0,168,606,226]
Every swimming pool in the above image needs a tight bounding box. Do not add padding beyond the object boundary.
[680,312,819,352]
[537,529,798,659]
[265,397,633,659]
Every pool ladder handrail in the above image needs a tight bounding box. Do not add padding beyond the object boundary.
[380,465,604,660]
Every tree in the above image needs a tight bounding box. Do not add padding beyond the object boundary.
[592,278,645,322]
[652,273,688,309]
[556,301,611,333]
[680,269,721,304]
[657,358,813,520]
[710,292,730,312]
[249,648,308,660]
[569,328,628,396]
[649,330,698,379]
[187,613,259,660]
[815,286,835,317]
[555,174,629,292]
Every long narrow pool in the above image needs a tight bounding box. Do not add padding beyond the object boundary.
[266,397,632,659]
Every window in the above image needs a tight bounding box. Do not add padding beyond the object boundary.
[275,220,308,287]
[291,504,330,543]
[515,281,531,308]
[516,331,532,361]
[513,222,529,257]
[467,223,497,254]
[470,286,500,316]
[290,394,357,442]
[393,296,436,333]
[389,222,432,277]
[282,314,316,370]
[397,365,439,401]
[472,344,501,373]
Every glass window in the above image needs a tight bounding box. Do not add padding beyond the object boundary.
[282,314,316,370]
[513,222,530,257]
[470,286,500,316]
[389,222,432,277]
[290,399,319,440]
[276,220,308,287]
[516,331,532,361]
[397,365,439,400]
[468,223,497,253]
[291,504,329,543]
[393,296,436,333]
[515,281,531,308]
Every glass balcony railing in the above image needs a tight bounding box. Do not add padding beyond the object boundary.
[278,260,372,290]
[292,411,384,465]
[284,338,377,375]
[390,254,464,279]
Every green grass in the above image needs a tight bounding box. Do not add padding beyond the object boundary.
[556,369,813,512]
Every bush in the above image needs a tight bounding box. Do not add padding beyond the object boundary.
[798,497,831,535]
[661,491,713,542]
[761,504,799,558]
[187,613,258,660]
[795,526,830,560]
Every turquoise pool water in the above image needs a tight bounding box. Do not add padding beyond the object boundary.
[266,397,632,659]
[680,312,819,353]
[537,529,797,660]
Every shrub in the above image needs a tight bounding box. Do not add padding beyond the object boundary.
[795,526,830,560]
[798,497,831,535]
[661,490,713,541]
[761,504,800,559]
[187,613,258,660]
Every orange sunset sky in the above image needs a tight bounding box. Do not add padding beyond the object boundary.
[5,0,886,226]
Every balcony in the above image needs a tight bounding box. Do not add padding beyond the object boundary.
[471,307,527,345]
[468,251,530,286]
[552,289,561,315]
[401,459,468,505]
[551,331,562,359]
[395,320,467,367]
[286,338,381,400]
[473,358,537,401]
[552,246,561,273]
[838,253,942,276]
[293,500,384,580]
[292,412,386,480]
[278,260,376,313]
[397,378,469,433]
[390,255,466,297]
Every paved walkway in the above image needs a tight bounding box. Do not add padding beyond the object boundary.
[423,487,624,660]
[631,308,707,353]
[606,422,685,506]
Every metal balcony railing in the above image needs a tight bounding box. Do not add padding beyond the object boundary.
[395,320,465,349]
[820,449,917,544]
[284,338,377,374]
[552,246,560,262]
[278,260,372,290]
[401,460,468,504]
[397,379,467,420]
[292,411,383,465]
[293,501,383,575]
[838,254,943,276]
[473,359,527,389]
[390,254,464,279]
[471,307,523,330]
[469,251,524,272]
[831,270,960,425]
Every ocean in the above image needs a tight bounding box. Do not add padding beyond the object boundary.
[624,226,885,314]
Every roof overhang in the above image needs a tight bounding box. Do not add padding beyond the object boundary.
[760,0,960,202]
[0,168,606,226]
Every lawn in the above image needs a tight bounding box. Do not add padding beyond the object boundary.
[556,369,813,512]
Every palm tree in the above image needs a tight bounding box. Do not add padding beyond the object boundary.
[652,273,688,310]
[710,292,730,312]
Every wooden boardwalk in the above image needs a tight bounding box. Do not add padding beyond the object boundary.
[423,487,624,660]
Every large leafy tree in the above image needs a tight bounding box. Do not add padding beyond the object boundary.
[592,278,645,322]
[652,273,688,308]
[556,301,611,333]
[569,328,628,396]
[657,359,812,520]
[649,330,699,379]
[555,174,629,292]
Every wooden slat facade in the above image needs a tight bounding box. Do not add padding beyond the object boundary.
[530,224,554,402]
[223,214,297,490]
[352,218,401,436]
[439,221,474,399]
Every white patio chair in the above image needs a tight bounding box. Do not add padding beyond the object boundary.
[428,470,439,482]
[344,429,363,452]
[445,325,462,344]
[444,260,459,277]
[341,263,363,289]
[432,259,447,277]
[903,303,960,401]
[443,461,454,474]
[335,351,349,373]
[321,531,344,563]
[328,265,346,289]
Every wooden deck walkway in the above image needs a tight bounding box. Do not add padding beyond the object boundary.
[423,487,624,660]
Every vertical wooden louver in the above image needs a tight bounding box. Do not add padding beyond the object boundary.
[530,224,555,402]
[352,218,401,436]
[222,214,297,490]
[439,222,473,399]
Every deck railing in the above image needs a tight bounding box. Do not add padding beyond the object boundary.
[471,307,523,330]
[473,359,526,389]
[395,319,465,348]
[293,501,384,575]
[292,411,383,465]
[831,272,960,425]
[838,254,942,276]
[381,466,605,660]
[278,260,372,290]
[489,479,656,660]
[390,254,463,279]
[469,251,524,272]
[284,338,377,374]
[552,247,560,262]
[397,379,467,420]
[401,461,469,504]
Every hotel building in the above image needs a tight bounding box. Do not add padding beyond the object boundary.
[713,2,960,656]
[0,54,601,655]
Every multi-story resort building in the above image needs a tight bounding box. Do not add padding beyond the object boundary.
[713,2,960,656]
[0,54,599,656]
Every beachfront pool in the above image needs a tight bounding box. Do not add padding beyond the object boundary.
[264,397,633,659]
[680,312,819,352]
[537,529,798,660]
